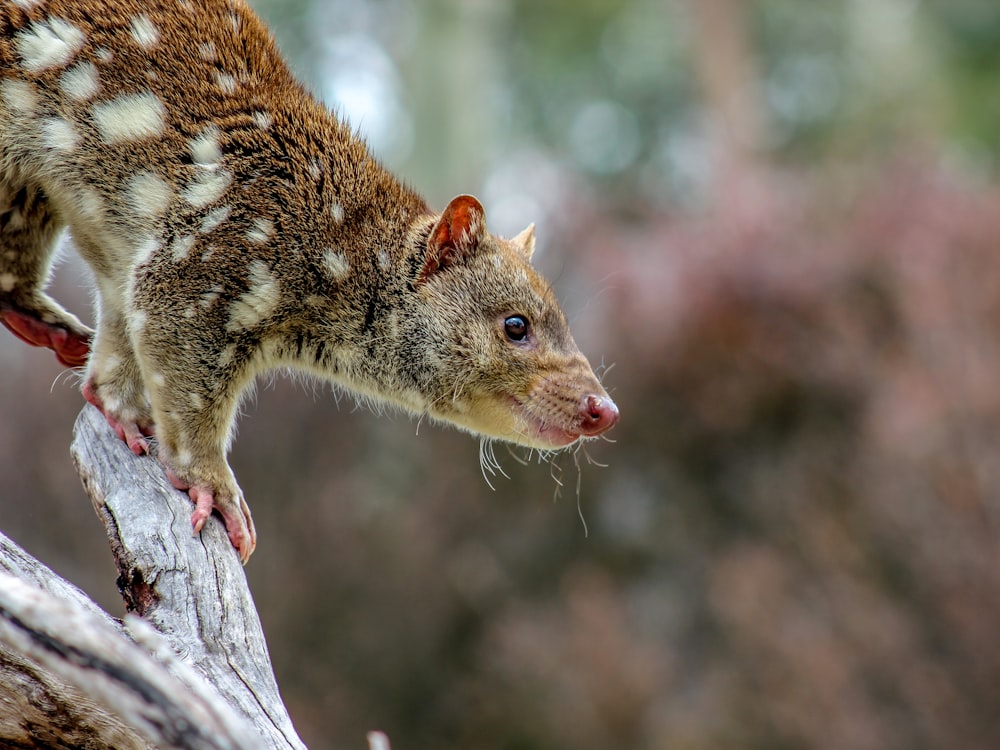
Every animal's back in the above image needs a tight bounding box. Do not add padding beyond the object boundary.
[2,0,312,278]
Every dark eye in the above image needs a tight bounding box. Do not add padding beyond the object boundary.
[504,315,529,342]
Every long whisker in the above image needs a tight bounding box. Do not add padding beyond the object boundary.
[479,439,497,491]
[504,444,530,466]
[489,440,510,480]
[478,437,511,489]
[572,444,588,537]
[51,367,84,393]
[549,454,564,503]
[580,442,608,468]
[596,359,616,381]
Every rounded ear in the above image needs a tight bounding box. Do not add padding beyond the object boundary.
[511,223,536,261]
[419,195,487,282]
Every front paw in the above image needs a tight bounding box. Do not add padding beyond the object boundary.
[83,380,154,455]
[166,469,257,563]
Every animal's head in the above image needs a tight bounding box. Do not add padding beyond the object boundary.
[409,194,619,450]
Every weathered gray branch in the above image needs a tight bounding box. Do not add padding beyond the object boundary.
[0,569,259,749]
[0,404,310,749]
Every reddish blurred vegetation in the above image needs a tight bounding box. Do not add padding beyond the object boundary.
[4,156,1000,749]
[569,158,1000,749]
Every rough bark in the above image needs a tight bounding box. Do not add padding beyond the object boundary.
[0,404,308,749]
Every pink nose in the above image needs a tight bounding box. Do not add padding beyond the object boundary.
[579,394,620,437]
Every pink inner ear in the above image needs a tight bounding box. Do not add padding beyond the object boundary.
[446,195,485,248]
[430,216,455,253]
[421,195,487,281]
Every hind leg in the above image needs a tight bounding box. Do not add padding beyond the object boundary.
[0,179,93,367]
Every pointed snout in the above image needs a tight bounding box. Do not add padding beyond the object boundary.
[578,393,620,437]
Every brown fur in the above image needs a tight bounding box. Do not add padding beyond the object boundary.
[0,0,618,561]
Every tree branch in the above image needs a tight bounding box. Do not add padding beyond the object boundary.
[0,404,309,749]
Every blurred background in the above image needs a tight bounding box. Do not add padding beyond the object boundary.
[3,0,1000,747]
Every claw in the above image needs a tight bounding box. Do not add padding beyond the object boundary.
[189,485,214,534]
[119,416,153,454]
[172,475,256,563]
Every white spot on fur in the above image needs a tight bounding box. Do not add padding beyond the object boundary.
[72,185,105,222]
[150,371,166,387]
[130,16,160,50]
[200,285,222,309]
[95,47,113,64]
[182,170,232,209]
[189,127,222,169]
[127,171,172,219]
[330,201,345,224]
[129,310,147,334]
[307,159,322,181]
[378,249,391,270]
[198,42,216,61]
[246,217,274,244]
[92,92,166,144]
[97,355,122,378]
[41,117,79,152]
[0,273,18,291]
[133,236,160,267]
[199,205,231,234]
[101,394,122,414]
[214,72,237,94]
[170,233,196,261]
[1,79,37,113]
[218,342,237,367]
[13,0,43,7]
[252,111,272,129]
[189,392,204,409]
[322,249,350,280]
[227,260,279,331]
[175,448,192,467]
[58,62,100,102]
[16,18,85,73]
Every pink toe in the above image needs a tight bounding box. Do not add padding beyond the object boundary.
[122,425,149,455]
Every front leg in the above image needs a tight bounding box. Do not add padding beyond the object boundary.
[132,318,258,563]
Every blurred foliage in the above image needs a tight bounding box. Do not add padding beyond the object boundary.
[3,1,1000,749]
[255,0,1000,205]
[924,0,1000,165]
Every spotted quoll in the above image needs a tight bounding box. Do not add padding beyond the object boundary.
[0,0,620,561]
